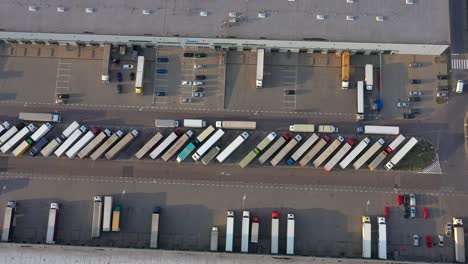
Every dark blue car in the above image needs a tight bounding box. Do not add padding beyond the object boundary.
[157,69,168,74]
[157,58,169,63]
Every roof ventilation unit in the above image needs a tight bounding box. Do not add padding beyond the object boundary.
[28,6,38,12]
[85,8,94,14]
[57,7,65,12]
[200,11,208,17]
[376,16,384,22]
[316,15,325,20]
[258,12,266,18]
[346,15,355,21]
[142,10,151,15]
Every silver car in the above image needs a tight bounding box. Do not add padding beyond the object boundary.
[397,102,410,108]
[413,234,419,246]
[410,193,416,206]
[180,98,192,103]
[410,206,416,218]
[438,234,444,247]
[192,92,204,97]
[193,81,204,86]
[194,64,205,69]
[409,91,422,96]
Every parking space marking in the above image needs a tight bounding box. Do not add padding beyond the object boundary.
[54,58,72,103]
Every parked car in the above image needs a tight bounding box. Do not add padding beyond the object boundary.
[403,207,410,218]
[423,207,429,219]
[115,85,122,94]
[426,235,432,248]
[403,195,409,206]
[195,53,206,58]
[438,86,449,91]
[436,92,448,97]
[384,206,390,218]
[410,207,416,218]
[445,222,453,237]
[183,52,194,57]
[437,74,448,80]
[194,64,205,69]
[410,79,422,84]
[284,90,296,95]
[155,92,166,96]
[194,87,204,92]
[409,91,422,96]
[193,81,203,86]
[181,81,192,86]
[122,64,133,70]
[157,57,169,63]
[408,97,421,102]
[180,98,192,103]
[117,72,123,82]
[192,92,204,97]
[410,194,416,206]
[130,72,135,81]
[409,63,422,67]
[397,102,409,108]
[438,234,444,247]
[408,108,420,114]
[413,234,420,246]
[112,58,120,64]
[195,75,206,80]
[56,94,69,99]
[157,69,168,74]
[397,195,403,205]
[403,113,415,119]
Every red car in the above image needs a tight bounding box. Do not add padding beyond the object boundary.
[397,195,403,205]
[423,207,429,219]
[426,235,432,248]
[384,206,390,218]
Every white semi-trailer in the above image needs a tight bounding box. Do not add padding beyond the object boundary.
[91,196,103,238]
[256,49,264,88]
[365,64,373,91]
[356,81,365,120]
[216,121,256,130]
[30,123,53,142]
[192,129,225,161]
[357,125,399,135]
[241,211,250,253]
[385,137,418,170]
[78,129,112,159]
[271,211,279,254]
[286,213,295,255]
[225,211,234,252]
[258,133,291,165]
[134,132,164,160]
[1,201,16,242]
[183,119,206,128]
[54,126,87,157]
[1,123,37,153]
[161,130,193,162]
[46,203,59,244]
[270,135,302,166]
[313,136,344,168]
[150,129,183,160]
[362,216,371,259]
[66,129,98,158]
[298,136,331,167]
[339,138,370,169]
[0,121,11,136]
[378,217,387,260]
[150,207,161,249]
[323,138,355,172]
[0,125,19,146]
[216,132,249,163]
[453,217,465,263]
[287,133,319,166]
[353,139,385,170]
[61,121,80,138]
[102,196,113,232]
[19,112,61,123]
[385,134,406,153]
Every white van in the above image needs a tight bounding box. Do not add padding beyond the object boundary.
[456,80,464,93]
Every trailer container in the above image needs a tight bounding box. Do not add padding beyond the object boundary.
[102,196,113,232]
[289,124,314,132]
[216,132,249,163]
[78,129,112,159]
[134,132,164,160]
[1,201,16,242]
[362,216,371,259]
[105,130,139,160]
[201,146,220,165]
[378,217,387,260]
[353,138,385,170]
[183,119,206,128]
[385,137,418,170]
[256,49,264,88]
[150,207,160,249]
[241,211,250,253]
[258,133,291,164]
[177,143,197,163]
[216,121,256,130]
[192,129,225,161]
[339,138,370,169]
[12,138,34,157]
[453,217,465,263]
[368,151,387,171]
[319,125,339,133]
[356,81,365,120]
[41,137,64,157]
[271,211,279,254]
[155,119,179,128]
[0,121,11,136]
[195,126,216,144]
[54,126,87,157]
[299,136,331,167]
[357,125,400,135]
[385,134,406,153]
[1,124,36,153]
[30,123,53,142]
[251,217,259,243]
[66,129,98,158]
[365,64,373,91]
[225,211,234,252]
[161,130,193,161]
[313,136,344,168]
[176,126,215,163]
[29,137,49,156]
[90,130,124,160]
[239,132,277,168]
[287,134,319,165]
[46,203,59,244]
[150,129,183,160]
[210,226,218,251]
[286,213,295,255]
[111,205,121,232]
[341,51,350,89]
[0,125,19,146]
[270,135,302,166]
[61,121,80,138]
[323,138,355,172]
[91,196,103,238]
[19,112,61,123]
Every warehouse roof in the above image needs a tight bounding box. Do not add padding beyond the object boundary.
[0,0,449,45]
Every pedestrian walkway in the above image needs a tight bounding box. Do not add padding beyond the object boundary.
[419,154,443,175]
[451,53,468,69]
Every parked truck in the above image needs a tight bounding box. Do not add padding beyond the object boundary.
[258,133,291,165]
[271,211,280,254]
[176,126,215,163]
[102,196,113,232]
[356,81,365,121]
[183,119,206,128]
[357,125,400,135]
[270,135,302,166]
[323,138,355,172]
[299,136,331,167]
[29,138,49,156]
[91,131,124,160]
[256,49,264,88]
[241,211,250,253]
[1,123,36,153]
[1,201,16,242]
[150,207,160,249]
[287,213,295,255]
[362,216,371,259]
[0,121,11,136]
[225,211,234,252]
[313,136,344,168]
[54,125,87,157]
[251,217,259,243]
[378,217,387,260]
[134,132,164,160]
[287,134,319,166]
[216,132,249,163]
[239,132,277,168]
[385,137,418,170]
[339,138,370,169]
[150,129,183,160]
[192,129,225,161]
[216,121,256,130]
[453,217,465,263]
[30,123,53,142]
[201,146,220,165]
[41,137,64,157]
[210,226,218,251]
[12,138,34,157]
[91,196,103,238]
[161,130,193,161]
[368,151,388,171]
[0,125,19,146]
[66,128,99,158]
[341,51,350,89]
[46,203,59,244]
[385,134,406,153]
[365,64,373,91]
[61,121,80,138]
[19,112,61,123]
[353,139,385,170]
[105,130,139,160]
[111,205,121,232]
[78,129,112,159]
[289,124,338,133]
[155,119,179,128]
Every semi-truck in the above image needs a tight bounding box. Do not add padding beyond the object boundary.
[385,134,405,153]
[90,131,123,160]
[357,125,400,135]
[150,129,183,160]
[356,81,365,121]
[258,133,291,165]
[19,112,61,123]
[286,213,295,255]
[368,151,388,171]
[362,216,371,259]
[12,138,33,157]
[241,211,250,253]
[385,137,418,170]
[289,124,338,133]
[313,136,344,168]
[183,119,206,128]
[341,51,350,89]
[216,132,249,163]
[216,121,256,130]
[66,128,99,158]
[256,48,264,88]
[365,64,373,91]
[155,119,179,128]
[161,130,193,161]
[41,137,64,157]
[339,138,370,169]
[201,146,220,165]
[353,139,385,170]
[271,211,279,254]
[0,125,19,146]
[225,211,234,252]
[78,129,112,159]
[1,123,36,153]
[176,126,215,163]
[105,129,139,160]
[30,123,53,142]
[251,217,259,243]
[192,129,225,161]
[210,226,218,251]
[299,136,331,167]
[270,135,302,166]
[0,121,11,136]
[378,217,387,260]
[134,132,164,160]
[150,207,160,249]
[239,132,277,168]
[102,196,113,232]
[91,196,103,238]
[111,205,121,232]
[453,217,465,263]
[46,203,59,244]
[61,121,80,138]
[54,125,87,157]
[1,201,16,242]
[287,134,319,165]
[323,138,355,172]
[29,138,49,156]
